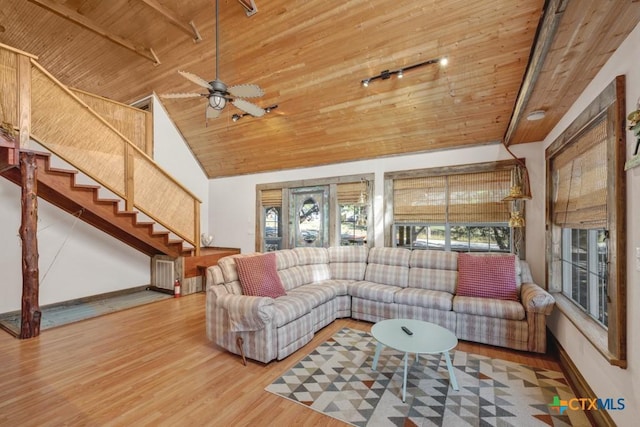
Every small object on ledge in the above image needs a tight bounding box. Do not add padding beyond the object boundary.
[201,233,214,247]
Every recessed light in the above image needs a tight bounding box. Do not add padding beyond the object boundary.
[526,110,546,121]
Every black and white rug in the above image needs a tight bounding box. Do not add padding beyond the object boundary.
[266,328,590,426]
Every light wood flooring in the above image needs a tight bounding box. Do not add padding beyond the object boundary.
[0,293,562,426]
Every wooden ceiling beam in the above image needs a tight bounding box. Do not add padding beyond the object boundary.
[137,0,202,42]
[503,0,569,145]
[26,0,160,64]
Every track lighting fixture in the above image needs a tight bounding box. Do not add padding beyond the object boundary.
[232,104,278,122]
[361,57,448,87]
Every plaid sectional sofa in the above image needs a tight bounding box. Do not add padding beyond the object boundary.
[205,246,555,363]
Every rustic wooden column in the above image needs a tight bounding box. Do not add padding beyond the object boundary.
[19,151,41,339]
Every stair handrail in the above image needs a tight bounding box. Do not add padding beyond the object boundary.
[0,42,201,253]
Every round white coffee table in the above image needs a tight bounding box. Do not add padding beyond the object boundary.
[371,318,459,402]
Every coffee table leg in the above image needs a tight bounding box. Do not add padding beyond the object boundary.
[443,351,459,391]
[402,352,408,402]
[372,341,383,370]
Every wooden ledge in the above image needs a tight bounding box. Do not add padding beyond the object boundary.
[552,292,626,368]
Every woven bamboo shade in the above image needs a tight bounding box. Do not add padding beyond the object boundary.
[393,175,447,223]
[552,118,608,229]
[337,182,365,205]
[393,170,511,224]
[0,50,17,126]
[448,170,511,223]
[261,189,282,207]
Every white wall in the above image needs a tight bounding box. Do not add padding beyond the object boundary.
[0,95,209,314]
[209,142,544,281]
[0,178,150,313]
[152,96,209,236]
[543,21,640,425]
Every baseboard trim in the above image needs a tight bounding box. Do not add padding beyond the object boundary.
[0,285,151,317]
[552,334,615,427]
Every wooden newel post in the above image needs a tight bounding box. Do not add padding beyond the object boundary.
[19,151,41,339]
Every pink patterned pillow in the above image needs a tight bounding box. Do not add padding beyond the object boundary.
[457,253,518,301]
[235,252,286,298]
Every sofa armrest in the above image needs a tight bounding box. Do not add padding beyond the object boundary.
[217,294,275,332]
[521,282,555,315]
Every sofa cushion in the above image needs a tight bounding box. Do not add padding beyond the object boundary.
[275,249,299,269]
[313,279,350,296]
[453,295,525,320]
[328,246,368,280]
[235,253,287,298]
[294,247,329,265]
[364,247,411,287]
[294,247,331,284]
[350,282,402,303]
[278,266,307,291]
[272,294,315,327]
[287,284,337,308]
[394,288,453,311]
[456,253,518,301]
[408,250,458,293]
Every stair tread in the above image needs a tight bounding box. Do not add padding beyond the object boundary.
[3,147,186,258]
[46,167,78,175]
[72,184,100,191]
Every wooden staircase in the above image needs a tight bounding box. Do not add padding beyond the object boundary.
[0,146,185,258]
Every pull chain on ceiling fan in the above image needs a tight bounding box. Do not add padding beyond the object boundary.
[160,0,265,120]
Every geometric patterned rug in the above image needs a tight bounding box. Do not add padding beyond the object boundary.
[266,328,591,427]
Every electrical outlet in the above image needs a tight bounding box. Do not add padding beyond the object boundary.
[636,247,640,272]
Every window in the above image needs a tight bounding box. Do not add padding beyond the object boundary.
[260,189,283,252]
[546,76,626,367]
[561,229,608,326]
[256,174,374,251]
[337,181,369,246]
[385,160,518,254]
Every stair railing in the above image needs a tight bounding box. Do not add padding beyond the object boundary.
[0,42,200,254]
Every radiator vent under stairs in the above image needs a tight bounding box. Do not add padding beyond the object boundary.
[153,259,175,291]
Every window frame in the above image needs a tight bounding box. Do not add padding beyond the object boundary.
[545,75,627,367]
[384,159,524,255]
[256,173,375,251]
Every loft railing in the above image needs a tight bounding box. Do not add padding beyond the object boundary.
[0,42,200,254]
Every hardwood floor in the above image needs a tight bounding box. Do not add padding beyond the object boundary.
[0,294,562,426]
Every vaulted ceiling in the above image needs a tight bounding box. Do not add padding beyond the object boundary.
[1,0,639,178]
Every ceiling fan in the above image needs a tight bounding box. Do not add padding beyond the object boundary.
[160,0,265,120]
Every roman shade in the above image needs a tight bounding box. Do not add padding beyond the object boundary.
[393,170,511,223]
[261,189,282,207]
[551,117,608,229]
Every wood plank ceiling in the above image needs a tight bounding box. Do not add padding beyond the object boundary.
[0,0,639,178]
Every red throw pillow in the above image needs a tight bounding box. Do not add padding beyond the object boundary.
[457,253,518,301]
[235,252,286,298]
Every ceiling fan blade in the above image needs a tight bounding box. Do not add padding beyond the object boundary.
[160,92,205,99]
[206,105,223,119]
[232,99,265,117]
[228,84,264,98]
[178,70,213,90]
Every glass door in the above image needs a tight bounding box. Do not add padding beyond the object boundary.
[290,186,329,248]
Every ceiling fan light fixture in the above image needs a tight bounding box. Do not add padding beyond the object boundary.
[439,57,448,67]
[397,69,404,79]
[361,79,370,87]
[209,93,227,110]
